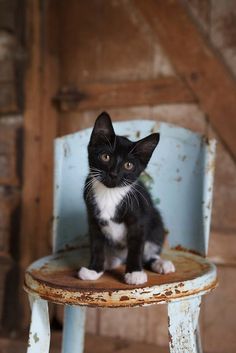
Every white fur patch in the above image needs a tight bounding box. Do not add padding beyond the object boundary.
[143,241,161,262]
[92,179,131,220]
[92,179,130,244]
[78,267,103,280]
[102,220,127,245]
[124,271,148,285]
[151,258,175,274]
[104,256,123,270]
[104,244,127,269]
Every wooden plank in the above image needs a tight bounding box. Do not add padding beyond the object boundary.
[210,135,236,232]
[59,102,206,135]
[136,0,236,162]
[0,82,18,113]
[19,0,42,329]
[20,0,59,329]
[59,0,174,85]
[185,0,211,33]
[0,189,20,252]
[210,0,236,78]
[0,125,19,185]
[202,267,236,353]
[208,231,236,266]
[37,0,59,258]
[54,77,195,112]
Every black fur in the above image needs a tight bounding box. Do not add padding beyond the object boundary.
[84,112,165,275]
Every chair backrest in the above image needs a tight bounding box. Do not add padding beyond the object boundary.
[53,120,216,256]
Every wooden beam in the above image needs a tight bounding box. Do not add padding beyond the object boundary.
[53,77,195,112]
[20,0,59,329]
[136,0,236,162]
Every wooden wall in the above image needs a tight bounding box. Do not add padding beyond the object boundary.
[49,2,236,353]
[0,0,24,332]
[1,1,234,353]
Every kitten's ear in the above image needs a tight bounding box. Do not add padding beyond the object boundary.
[134,133,160,165]
[90,112,115,145]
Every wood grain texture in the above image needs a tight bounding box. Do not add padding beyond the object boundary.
[20,0,42,329]
[202,267,236,353]
[59,0,174,85]
[136,0,236,162]
[59,103,206,135]
[20,0,59,329]
[0,82,18,113]
[210,0,236,78]
[54,77,195,112]
[0,125,19,185]
[208,231,236,266]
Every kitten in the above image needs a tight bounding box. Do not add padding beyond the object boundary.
[78,112,175,285]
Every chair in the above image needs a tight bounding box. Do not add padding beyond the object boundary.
[24,120,217,353]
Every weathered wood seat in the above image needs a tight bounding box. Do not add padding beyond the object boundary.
[24,120,217,353]
[25,247,217,307]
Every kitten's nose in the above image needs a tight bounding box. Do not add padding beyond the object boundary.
[109,171,118,179]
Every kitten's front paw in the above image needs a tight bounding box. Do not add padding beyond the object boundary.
[124,271,147,285]
[78,267,103,280]
[151,258,175,274]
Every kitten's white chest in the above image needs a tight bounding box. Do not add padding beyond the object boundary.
[92,179,130,243]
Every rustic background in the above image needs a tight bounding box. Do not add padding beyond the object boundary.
[0,1,236,352]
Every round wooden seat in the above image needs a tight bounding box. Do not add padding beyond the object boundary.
[24,247,217,308]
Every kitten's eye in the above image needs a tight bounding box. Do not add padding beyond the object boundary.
[100,153,110,162]
[124,161,134,170]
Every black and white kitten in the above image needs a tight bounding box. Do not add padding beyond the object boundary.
[78,112,175,285]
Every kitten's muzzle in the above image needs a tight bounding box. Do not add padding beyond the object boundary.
[109,171,118,179]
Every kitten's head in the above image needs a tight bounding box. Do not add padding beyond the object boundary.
[88,112,160,188]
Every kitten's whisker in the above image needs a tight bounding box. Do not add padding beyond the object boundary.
[131,184,149,206]
[123,178,149,207]
[129,187,139,209]
[122,180,135,212]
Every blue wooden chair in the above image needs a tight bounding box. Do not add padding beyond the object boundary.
[24,120,217,353]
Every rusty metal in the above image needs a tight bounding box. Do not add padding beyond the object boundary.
[24,248,218,308]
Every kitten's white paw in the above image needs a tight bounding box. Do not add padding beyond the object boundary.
[78,267,103,280]
[151,258,175,274]
[124,271,147,285]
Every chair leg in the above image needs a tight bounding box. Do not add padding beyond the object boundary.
[196,324,203,353]
[27,295,50,353]
[168,296,202,353]
[62,305,86,353]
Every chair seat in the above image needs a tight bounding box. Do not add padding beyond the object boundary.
[24,247,217,308]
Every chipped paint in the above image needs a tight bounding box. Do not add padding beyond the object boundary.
[33,333,39,343]
[150,122,160,134]
[139,170,154,192]
[168,296,201,352]
[53,120,216,256]
[24,120,217,351]
[63,142,71,158]
[153,197,161,205]
[26,297,50,353]
[24,248,218,308]
[174,176,182,182]
[178,154,187,162]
